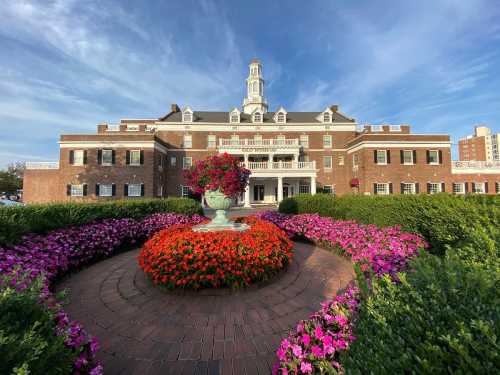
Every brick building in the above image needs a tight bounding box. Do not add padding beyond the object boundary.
[458,125,500,162]
[23,60,500,204]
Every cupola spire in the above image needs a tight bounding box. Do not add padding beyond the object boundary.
[242,59,268,114]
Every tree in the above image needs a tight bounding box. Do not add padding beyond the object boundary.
[0,162,25,194]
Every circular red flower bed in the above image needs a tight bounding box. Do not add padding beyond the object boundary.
[138,218,293,289]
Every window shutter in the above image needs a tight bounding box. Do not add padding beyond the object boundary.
[97,149,102,165]
[66,184,71,196]
[83,184,88,196]
[69,150,74,165]
[373,183,377,195]
[464,182,469,193]
[111,150,116,164]
[441,183,445,193]
[387,150,391,164]
[83,150,88,165]
[485,182,489,193]
[415,183,420,193]
[126,151,130,165]
[427,183,431,193]
[400,150,404,164]
[438,150,443,164]
[400,183,404,193]
[140,183,145,196]
[389,183,393,194]
[426,150,430,164]
[95,184,100,196]
[373,150,377,164]
[413,150,417,164]
[140,150,144,165]
[472,182,476,192]
[112,184,116,196]
[124,184,129,196]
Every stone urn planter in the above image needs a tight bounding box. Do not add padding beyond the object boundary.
[204,189,233,226]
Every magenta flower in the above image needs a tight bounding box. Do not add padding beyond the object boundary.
[300,361,313,374]
[302,333,311,346]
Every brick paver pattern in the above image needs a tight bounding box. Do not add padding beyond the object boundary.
[57,242,354,375]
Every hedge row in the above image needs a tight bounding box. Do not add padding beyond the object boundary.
[0,198,203,246]
[279,193,500,255]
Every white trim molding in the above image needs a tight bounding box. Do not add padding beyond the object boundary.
[347,141,451,154]
[59,141,168,154]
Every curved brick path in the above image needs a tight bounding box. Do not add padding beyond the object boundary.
[57,242,354,375]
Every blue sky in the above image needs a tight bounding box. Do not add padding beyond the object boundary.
[1,0,500,166]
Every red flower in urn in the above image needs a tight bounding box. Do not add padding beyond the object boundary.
[183,153,251,197]
[350,178,360,188]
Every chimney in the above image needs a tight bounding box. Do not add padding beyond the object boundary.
[330,105,338,112]
[171,104,180,113]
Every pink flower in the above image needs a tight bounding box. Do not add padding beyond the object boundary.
[300,362,313,374]
[311,345,324,358]
[292,344,303,358]
[301,333,311,346]
[314,326,324,339]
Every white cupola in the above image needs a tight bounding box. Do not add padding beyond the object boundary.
[242,59,268,114]
[229,107,240,123]
[274,106,287,123]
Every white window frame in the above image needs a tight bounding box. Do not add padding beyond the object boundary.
[323,156,332,169]
[182,109,193,123]
[323,135,332,148]
[102,149,113,166]
[170,156,177,167]
[183,134,192,149]
[376,150,388,165]
[230,134,240,145]
[352,153,359,167]
[299,185,310,194]
[181,185,190,198]
[428,183,441,194]
[253,111,263,123]
[126,124,140,131]
[229,110,240,123]
[73,150,84,166]
[371,125,384,132]
[183,157,192,170]
[390,125,401,132]
[129,150,141,166]
[299,135,309,148]
[338,156,345,166]
[452,183,465,195]
[376,183,389,195]
[473,182,485,194]
[157,185,163,197]
[402,150,414,165]
[323,185,334,194]
[99,184,113,197]
[323,112,332,123]
[70,184,84,197]
[402,183,416,195]
[276,112,286,123]
[495,182,500,194]
[428,150,439,165]
[128,184,141,197]
[254,134,262,145]
[207,135,216,148]
[276,135,285,145]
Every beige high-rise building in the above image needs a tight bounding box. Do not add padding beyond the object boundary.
[459,125,499,162]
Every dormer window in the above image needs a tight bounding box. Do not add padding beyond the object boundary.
[253,111,263,123]
[277,112,285,123]
[182,107,193,123]
[319,108,333,123]
[323,112,331,123]
[274,107,287,124]
[229,108,240,123]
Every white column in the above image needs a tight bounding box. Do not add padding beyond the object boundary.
[277,176,283,202]
[201,193,206,208]
[244,153,249,167]
[310,176,316,195]
[244,179,251,208]
[293,154,299,162]
[268,153,274,169]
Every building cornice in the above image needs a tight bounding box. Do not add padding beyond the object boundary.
[151,123,358,132]
[346,141,451,154]
[58,140,168,154]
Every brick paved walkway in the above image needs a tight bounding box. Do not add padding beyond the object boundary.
[57,242,354,375]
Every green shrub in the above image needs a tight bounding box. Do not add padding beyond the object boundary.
[279,194,499,255]
[0,277,76,374]
[0,198,203,246]
[342,253,500,374]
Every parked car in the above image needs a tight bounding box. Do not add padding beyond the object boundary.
[0,199,24,207]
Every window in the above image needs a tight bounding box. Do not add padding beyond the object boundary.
[472,182,485,194]
[323,112,331,123]
[338,156,345,166]
[126,124,139,131]
[276,112,286,123]
[207,135,216,148]
[375,183,390,195]
[402,150,414,165]
[70,184,84,197]
[183,157,192,169]
[253,112,262,123]
[276,135,285,145]
[128,184,142,197]
[352,154,359,167]
[376,150,388,164]
[99,184,113,197]
[453,183,465,194]
[170,156,177,167]
[495,182,500,194]
[323,185,333,194]
[371,125,384,132]
[299,135,309,148]
[323,156,332,169]
[182,110,193,123]
[323,135,332,148]
[183,134,192,148]
[72,150,84,166]
[102,149,113,165]
[157,185,163,197]
[401,183,416,194]
[428,150,440,164]
[390,125,401,132]
[181,185,190,198]
[299,185,310,194]
[129,150,141,166]
[158,155,164,169]
[230,114,239,123]
[428,183,441,194]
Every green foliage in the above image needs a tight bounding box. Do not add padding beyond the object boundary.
[279,193,499,256]
[0,162,24,193]
[0,197,203,246]
[0,276,75,375]
[342,253,500,374]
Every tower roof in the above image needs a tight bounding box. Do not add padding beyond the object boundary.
[250,58,261,64]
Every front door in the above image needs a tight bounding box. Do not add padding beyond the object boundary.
[283,185,289,199]
[253,185,264,201]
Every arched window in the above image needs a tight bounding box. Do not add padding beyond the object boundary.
[277,112,285,123]
[252,81,258,93]
[253,112,262,123]
[323,112,331,123]
[230,113,239,123]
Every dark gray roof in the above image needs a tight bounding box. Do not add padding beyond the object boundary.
[160,111,355,123]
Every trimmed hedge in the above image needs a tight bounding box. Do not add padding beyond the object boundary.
[279,193,500,255]
[0,198,203,246]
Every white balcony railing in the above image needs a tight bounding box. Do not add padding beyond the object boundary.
[246,161,316,171]
[452,160,500,174]
[106,124,121,131]
[26,162,60,170]
[219,138,300,148]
